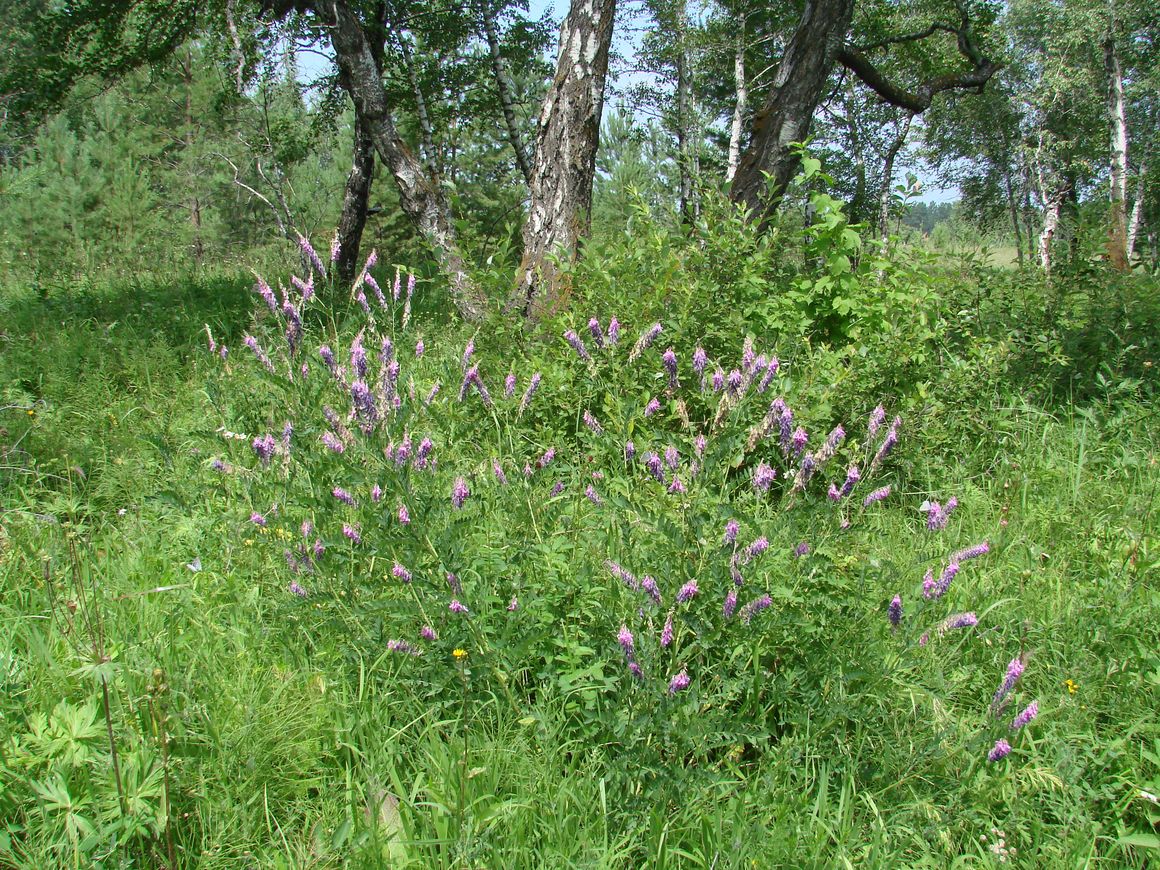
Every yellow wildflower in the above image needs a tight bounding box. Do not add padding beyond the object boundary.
[452,648,468,661]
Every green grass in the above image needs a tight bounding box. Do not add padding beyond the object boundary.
[1,267,1157,868]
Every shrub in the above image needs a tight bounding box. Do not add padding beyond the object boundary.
[203,241,1042,805]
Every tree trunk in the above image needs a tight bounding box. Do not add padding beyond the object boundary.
[397,32,439,176]
[319,0,484,320]
[1005,170,1024,268]
[842,82,866,225]
[730,0,855,217]
[333,115,375,287]
[1105,33,1129,271]
[182,49,203,263]
[674,0,694,224]
[480,0,532,185]
[1127,162,1146,260]
[512,0,616,316]
[726,33,747,183]
[878,112,912,245]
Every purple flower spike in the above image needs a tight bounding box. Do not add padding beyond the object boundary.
[644,397,661,417]
[250,512,267,527]
[625,440,636,462]
[940,611,978,632]
[628,661,643,679]
[421,625,437,641]
[252,433,277,466]
[668,476,686,494]
[758,357,779,392]
[752,462,776,492]
[988,739,1012,762]
[493,459,508,485]
[664,445,679,469]
[564,329,592,362]
[839,464,861,497]
[392,562,413,583]
[452,477,470,509]
[676,580,698,603]
[662,348,678,389]
[289,580,308,598]
[668,670,691,694]
[723,589,738,618]
[871,416,902,471]
[739,594,773,625]
[462,338,475,370]
[727,369,743,394]
[791,427,809,457]
[415,339,425,358]
[952,541,990,563]
[745,537,770,561]
[243,335,276,374]
[550,481,565,497]
[387,639,420,656]
[617,625,635,657]
[449,599,469,614]
[863,485,891,507]
[868,405,887,440]
[724,520,740,545]
[644,452,665,483]
[607,317,620,345]
[661,613,674,647]
[888,595,903,628]
[588,317,605,349]
[332,486,356,506]
[342,524,361,544]
[641,575,662,605]
[991,657,1025,713]
[371,484,383,503]
[694,435,706,457]
[582,410,603,434]
[508,596,519,611]
[692,347,707,375]
[794,541,811,558]
[397,504,411,525]
[1011,701,1038,730]
[628,323,663,362]
[924,563,960,600]
[585,484,603,505]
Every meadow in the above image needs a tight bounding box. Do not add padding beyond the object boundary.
[1,230,1158,868]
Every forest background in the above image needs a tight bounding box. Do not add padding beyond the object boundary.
[0,0,1158,866]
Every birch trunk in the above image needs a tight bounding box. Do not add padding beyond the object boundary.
[320,0,483,321]
[1127,162,1145,260]
[725,35,746,183]
[480,0,532,185]
[512,0,616,316]
[1105,34,1129,271]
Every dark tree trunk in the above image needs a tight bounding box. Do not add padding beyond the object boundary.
[316,0,484,320]
[729,0,855,217]
[512,0,616,316]
[480,0,532,185]
[1005,170,1023,268]
[878,112,911,244]
[333,115,375,286]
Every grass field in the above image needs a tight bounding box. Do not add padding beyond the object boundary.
[1,264,1157,868]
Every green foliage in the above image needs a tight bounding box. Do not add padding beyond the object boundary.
[2,224,1158,865]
